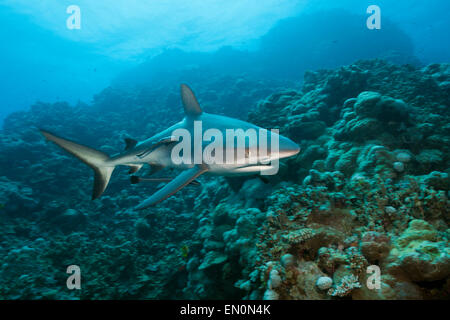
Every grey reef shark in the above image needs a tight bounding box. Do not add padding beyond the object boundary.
[40,84,300,210]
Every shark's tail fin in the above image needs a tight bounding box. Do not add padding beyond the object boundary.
[40,129,115,199]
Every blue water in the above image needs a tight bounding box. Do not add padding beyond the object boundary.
[1,0,449,122]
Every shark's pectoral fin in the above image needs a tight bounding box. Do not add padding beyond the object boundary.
[130,175,201,186]
[134,165,208,210]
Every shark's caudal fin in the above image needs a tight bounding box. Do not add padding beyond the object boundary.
[40,129,114,199]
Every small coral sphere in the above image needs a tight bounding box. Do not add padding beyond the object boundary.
[281,253,295,268]
[316,276,333,290]
[393,161,405,172]
[268,270,282,289]
[396,152,411,163]
[385,206,397,215]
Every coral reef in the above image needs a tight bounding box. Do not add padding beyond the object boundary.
[239,60,449,300]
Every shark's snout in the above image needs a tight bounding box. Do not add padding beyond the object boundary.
[279,137,300,158]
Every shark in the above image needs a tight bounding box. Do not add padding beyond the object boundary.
[40,84,300,210]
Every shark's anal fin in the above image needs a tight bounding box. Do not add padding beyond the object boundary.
[181,84,202,117]
[149,164,164,175]
[134,165,208,210]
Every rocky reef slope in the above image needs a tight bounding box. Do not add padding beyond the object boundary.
[187,60,449,300]
[0,60,448,299]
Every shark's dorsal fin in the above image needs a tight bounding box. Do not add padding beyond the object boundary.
[181,84,202,117]
[124,138,138,150]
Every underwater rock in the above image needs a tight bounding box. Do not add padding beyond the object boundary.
[387,220,450,282]
[352,274,423,300]
[287,120,327,140]
[135,218,152,239]
[317,247,346,274]
[239,178,271,208]
[236,213,258,237]
[353,91,383,118]
[296,144,328,172]
[211,203,235,226]
[263,289,279,300]
[234,279,251,292]
[421,171,449,190]
[186,257,200,272]
[54,208,87,233]
[0,177,39,215]
[335,117,383,142]
[198,251,228,270]
[416,149,444,168]
[343,98,357,110]
[353,91,409,123]
[334,147,361,176]
[360,231,391,263]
